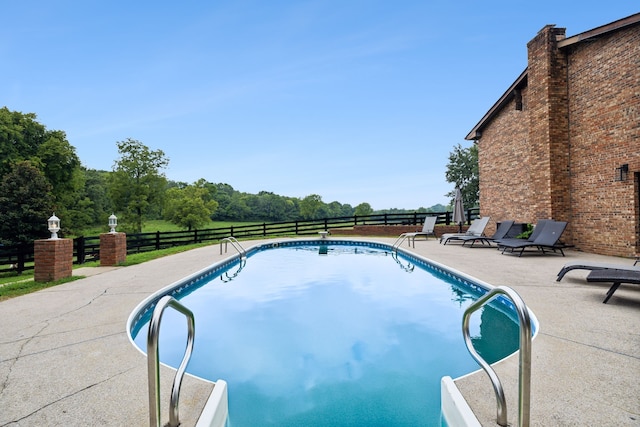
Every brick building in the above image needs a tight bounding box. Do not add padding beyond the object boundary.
[465,13,640,257]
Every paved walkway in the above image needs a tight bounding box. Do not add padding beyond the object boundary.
[0,237,638,426]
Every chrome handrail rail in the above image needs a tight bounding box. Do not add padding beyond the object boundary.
[147,295,196,427]
[462,286,532,427]
[220,236,247,258]
[391,234,410,251]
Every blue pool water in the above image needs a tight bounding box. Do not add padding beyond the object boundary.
[131,241,520,426]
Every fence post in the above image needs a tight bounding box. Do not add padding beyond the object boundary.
[295,221,299,235]
[230,225,234,237]
[324,218,328,231]
[445,211,451,225]
[354,215,358,226]
[194,229,198,244]
[263,223,266,236]
[155,231,160,250]
[76,236,86,264]
[17,243,27,274]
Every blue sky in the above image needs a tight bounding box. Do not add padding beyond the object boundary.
[2,2,637,210]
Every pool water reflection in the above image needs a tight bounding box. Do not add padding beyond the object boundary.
[132,243,519,426]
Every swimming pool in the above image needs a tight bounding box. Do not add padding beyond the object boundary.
[129,240,525,426]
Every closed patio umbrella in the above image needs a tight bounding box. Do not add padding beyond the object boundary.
[453,187,465,233]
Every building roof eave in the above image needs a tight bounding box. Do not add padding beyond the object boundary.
[464,69,528,141]
[557,12,640,48]
[465,12,640,142]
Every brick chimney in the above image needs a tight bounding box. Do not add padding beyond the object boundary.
[526,25,571,225]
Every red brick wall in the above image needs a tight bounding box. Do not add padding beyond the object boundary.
[329,225,466,237]
[100,233,127,266]
[476,22,639,257]
[34,239,73,282]
[477,93,531,235]
[565,27,640,256]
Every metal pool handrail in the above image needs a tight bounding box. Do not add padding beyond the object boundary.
[147,295,195,427]
[391,234,411,251]
[462,286,532,427]
[220,236,247,258]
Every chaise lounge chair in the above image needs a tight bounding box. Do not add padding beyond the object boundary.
[499,220,568,257]
[395,216,438,248]
[586,269,640,303]
[494,219,552,248]
[556,260,640,281]
[405,216,438,247]
[440,216,490,245]
[460,220,515,248]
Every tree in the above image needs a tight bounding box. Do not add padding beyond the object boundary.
[354,202,373,217]
[82,169,113,226]
[36,130,85,231]
[164,180,218,230]
[244,191,300,221]
[36,130,82,196]
[445,143,479,208]
[340,203,355,217]
[299,194,323,219]
[108,138,169,233]
[0,108,87,233]
[0,107,46,178]
[226,195,252,221]
[0,161,55,245]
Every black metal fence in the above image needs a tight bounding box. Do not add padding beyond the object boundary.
[1,208,479,273]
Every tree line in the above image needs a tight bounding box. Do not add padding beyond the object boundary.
[0,107,338,242]
[1,107,469,246]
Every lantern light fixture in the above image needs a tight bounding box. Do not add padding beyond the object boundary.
[48,214,60,239]
[108,214,118,233]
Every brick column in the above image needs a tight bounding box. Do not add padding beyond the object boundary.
[34,239,73,282]
[100,232,127,266]
[526,24,570,222]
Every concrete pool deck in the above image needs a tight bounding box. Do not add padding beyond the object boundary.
[0,237,638,426]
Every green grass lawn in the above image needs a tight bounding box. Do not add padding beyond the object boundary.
[0,275,84,301]
[77,219,262,236]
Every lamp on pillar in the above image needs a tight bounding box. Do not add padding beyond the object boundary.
[109,214,118,233]
[48,214,60,239]
[615,164,629,182]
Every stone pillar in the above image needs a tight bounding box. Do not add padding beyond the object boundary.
[100,232,127,266]
[34,239,73,282]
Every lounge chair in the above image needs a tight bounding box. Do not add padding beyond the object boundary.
[439,216,490,245]
[500,220,568,257]
[586,269,640,303]
[556,260,640,281]
[460,220,515,248]
[494,219,552,247]
[395,216,438,248]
